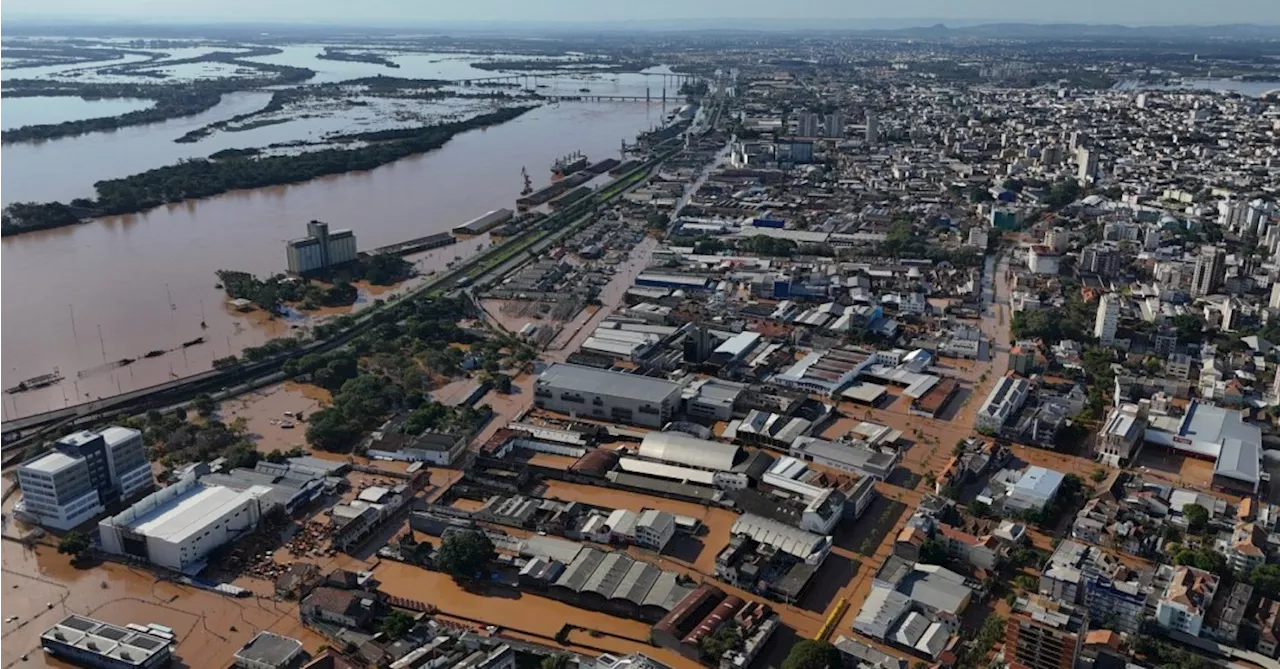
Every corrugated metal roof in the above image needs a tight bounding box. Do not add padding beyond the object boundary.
[639,432,740,472]
[537,363,681,404]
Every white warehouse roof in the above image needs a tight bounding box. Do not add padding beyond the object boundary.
[127,483,271,545]
[638,431,741,472]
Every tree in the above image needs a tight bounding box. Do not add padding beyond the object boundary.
[782,640,842,669]
[435,531,496,579]
[379,610,415,640]
[58,531,91,561]
[192,393,216,417]
[1090,468,1108,483]
[699,624,742,662]
[919,537,951,565]
[1182,503,1209,533]
[1174,547,1227,577]
[539,656,571,669]
[1251,564,1280,599]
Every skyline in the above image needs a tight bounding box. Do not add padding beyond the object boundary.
[4,0,1280,27]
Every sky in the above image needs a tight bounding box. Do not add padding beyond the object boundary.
[3,0,1279,25]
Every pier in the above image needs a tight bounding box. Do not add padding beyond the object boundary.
[364,232,457,257]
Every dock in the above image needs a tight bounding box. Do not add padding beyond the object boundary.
[366,232,457,257]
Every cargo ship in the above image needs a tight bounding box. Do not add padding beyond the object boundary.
[551,151,588,179]
[5,368,63,394]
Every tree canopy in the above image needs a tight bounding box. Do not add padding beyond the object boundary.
[435,531,496,579]
[782,640,842,669]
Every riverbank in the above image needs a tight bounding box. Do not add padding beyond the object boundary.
[0,105,537,236]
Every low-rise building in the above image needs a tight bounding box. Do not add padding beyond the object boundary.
[40,615,173,669]
[233,632,305,669]
[1155,565,1219,637]
[976,375,1030,432]
[535,363,684,428]
[98,476,270,573]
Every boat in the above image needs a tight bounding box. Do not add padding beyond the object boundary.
[4,368,63,394]
[578,87,590,93]
[551,151,588,178]
[181,337,205,348]
[144,350,166,358]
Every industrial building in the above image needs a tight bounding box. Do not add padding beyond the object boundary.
[286,220,357,274]
[99,476,270,573]
[452,208,514,235]
[40,615,174,669]
[1143,401,1263,495]
[16,426,153,531]
[534,363,684,428]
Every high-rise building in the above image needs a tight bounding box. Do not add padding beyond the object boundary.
[1192,245,1226,297]
[1270,282,1280,310]
[286,220,358,274]
[796,112,820,138]
[865,111,879,143]
[1068,130,1087,151]
[16,427,153,530]
[1044,227,1070,253]
[1076,147,1098,184]
[1079,243,1120,276]
[1005,596,1087,669]
[825,112,843,138]
[1094,293,1120,345]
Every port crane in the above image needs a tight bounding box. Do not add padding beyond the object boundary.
[520,167,533,195]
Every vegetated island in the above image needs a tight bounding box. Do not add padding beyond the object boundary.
[0,104,537,236]
[216,252,416,314]
[316,47,401,68]
[0,50,312,144]
[173,77,456,143]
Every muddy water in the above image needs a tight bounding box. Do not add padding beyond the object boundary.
[218,382,332,454]
[1,102,664,419]
[0,542,327,669]
[1,91,275,205]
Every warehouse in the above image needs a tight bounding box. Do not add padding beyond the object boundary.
[535,363,684,428]
[99,477,270,573]
[638,431,744,472]
[40,615,173,669]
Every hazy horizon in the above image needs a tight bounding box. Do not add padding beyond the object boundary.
[3,0,1279,27]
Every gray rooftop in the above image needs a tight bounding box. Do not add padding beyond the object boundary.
[234,632,304,667]
[537,363,682,403]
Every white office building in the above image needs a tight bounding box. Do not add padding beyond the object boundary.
[634,509,677,551]
[534,363,684,428]
[1093,293,1120,345]
[286,220,357,274]
[975,376,1030,432]
[99,476,270,573]
[16,427,153,531]
[1155,565,1219,637]
[1005,467,1065,513]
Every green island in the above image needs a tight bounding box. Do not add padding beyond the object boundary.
[316,47,401,68]
[0,104,537,236]
[0,49,313,144]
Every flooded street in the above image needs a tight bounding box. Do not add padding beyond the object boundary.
[1,102,666,419]
[0,542,328,669]
[373,561,697,669]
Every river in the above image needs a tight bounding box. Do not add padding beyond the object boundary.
[0,101,667,419]
[0,97,156,131]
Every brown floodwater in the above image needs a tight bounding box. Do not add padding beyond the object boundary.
[0,541,328,669]
[1,102,664,419]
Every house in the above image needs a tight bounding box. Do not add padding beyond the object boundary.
[300,588,379,629]
[1221,522,1267,573]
